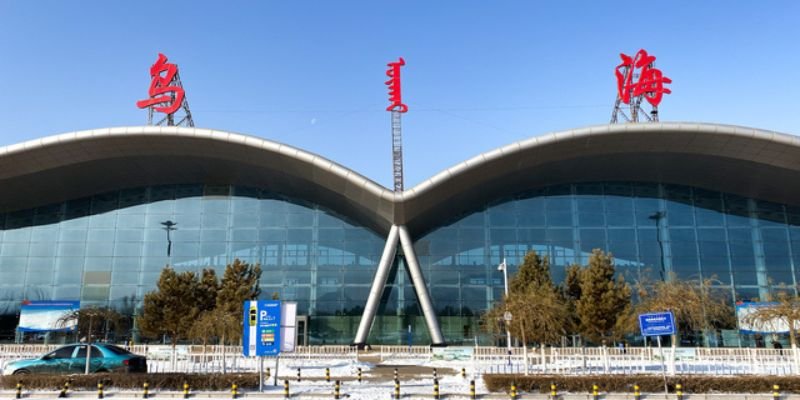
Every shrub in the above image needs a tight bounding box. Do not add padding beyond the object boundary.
[1,373,260,391]
[483,374,800,394]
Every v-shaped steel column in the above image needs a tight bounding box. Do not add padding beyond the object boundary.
[353,225,399,345]
[353,225,445,346]
[397,225,445,345]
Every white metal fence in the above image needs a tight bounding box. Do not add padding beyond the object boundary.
[1,344,798,376]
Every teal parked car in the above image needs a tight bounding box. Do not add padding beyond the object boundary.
[2,344,147,375]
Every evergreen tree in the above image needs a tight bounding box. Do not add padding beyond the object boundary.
[574,249,632,344]
[483,250,568,346]
[196,268,220,312]
[137,267,201,347]
[215,259,262,344]
[510,250,555,293]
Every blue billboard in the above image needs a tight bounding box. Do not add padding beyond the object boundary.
[242,300,282,357]
[638,311,676,337]
[18,301,80,332]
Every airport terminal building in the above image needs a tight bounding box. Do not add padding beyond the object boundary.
[1,122,800,345]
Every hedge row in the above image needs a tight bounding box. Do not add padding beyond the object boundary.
[483,374,800,394]
[1,373,262,390]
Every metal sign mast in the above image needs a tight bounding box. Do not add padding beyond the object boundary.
[610,49,671,123]
[136,53,195,127]
[385,57,408,192]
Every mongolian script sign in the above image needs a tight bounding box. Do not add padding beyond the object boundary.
[136,53,185,115]
[615,49,672,107]
[385,57,408,113]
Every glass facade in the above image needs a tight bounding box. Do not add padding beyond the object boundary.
[413,182,800,345]
[0,184,385,344]
[2,181,800,345]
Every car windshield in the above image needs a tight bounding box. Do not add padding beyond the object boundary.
[103,344,132,355]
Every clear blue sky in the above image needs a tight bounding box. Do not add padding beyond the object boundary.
[1,1,798,188]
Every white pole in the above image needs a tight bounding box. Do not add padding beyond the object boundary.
[657,336,668,394]
[500,258,512,350]
[259,356,264,392]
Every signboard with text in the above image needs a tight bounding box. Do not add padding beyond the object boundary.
[18,301,80,332]
[243,300,281,357]
[638,311,676,337]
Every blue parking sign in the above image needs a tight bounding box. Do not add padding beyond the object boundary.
[638,311,676,336]
[243,300,282,356]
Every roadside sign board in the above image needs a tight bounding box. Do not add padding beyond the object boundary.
[638,311,676,336]
[243,300,282,357]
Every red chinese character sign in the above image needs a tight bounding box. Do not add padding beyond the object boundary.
[385,57,407,192]
[385,57,408,113]
[136,53,194,127]
[611,49,671,123]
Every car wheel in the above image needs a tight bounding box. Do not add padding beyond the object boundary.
[12,369,30,375]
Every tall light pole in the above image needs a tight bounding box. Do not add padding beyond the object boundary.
[161,220,177,258]
[498,258,512,351]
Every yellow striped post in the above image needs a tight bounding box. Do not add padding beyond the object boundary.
[326,367,330,382]
[633,384,641,400]
[433,378,440,399]
[592,384,599,400]
[284,380,290,399]
[676,383,683,400]
[461,367,466,378]
[59,381,69,398]
[97,382,104,399]
[550,383,557,399]
[266,367,271,379]
[773,384,780,400]
[143,382,150,399]
[470,379,476,399]
[394,379,400,399]
[357,367,362,383]
[231,382,238,399]
[334,380,341,399]
[182,382,189,399]
[510,382,517,399]
[15,381,22,399]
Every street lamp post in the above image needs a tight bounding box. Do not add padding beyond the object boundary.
[498,258,512,351]
[161,220,177,257]
[649,211,667,281]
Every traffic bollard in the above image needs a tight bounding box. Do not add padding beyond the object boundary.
[97,382,104,400]
[510,382,517,400]
[297,368,301,382]
[284,380,290,399]
[334,380,341,399]
[433,367,438,380]
[461,367,466,378]
[326,367,330,382]
[183,382,190,399]
[470,379,476,399]
[143,382,150,399]
[59,381,69,398]
[633,384,641,400]
[550,383,557,400]
[774,384,781,400]
[394,379,400,399]
[394,368,398,381]
[433,378,440,400]
[15,381,22,399]
[676,383,683,400]
[266,367,271,379]
[357,367,362,383]
[592,384,599,400]
[231,383,238,399]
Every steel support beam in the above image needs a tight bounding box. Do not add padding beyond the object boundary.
[353,225,399,346]
[397,225,445,345]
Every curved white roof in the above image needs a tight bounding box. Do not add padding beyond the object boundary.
[1,123,799,236]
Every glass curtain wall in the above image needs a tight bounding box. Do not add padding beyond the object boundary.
[0,184,384,344]
[414,182,800,345]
